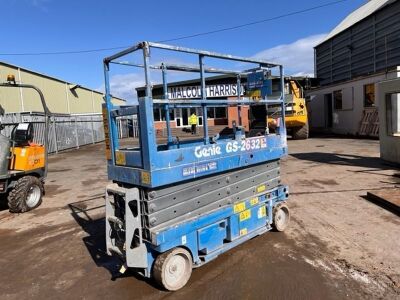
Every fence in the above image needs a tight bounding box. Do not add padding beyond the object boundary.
[0,112,139,153]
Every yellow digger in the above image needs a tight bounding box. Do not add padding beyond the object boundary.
[247,77,309,139]
[267,79,309,139]
[0,75,50,213]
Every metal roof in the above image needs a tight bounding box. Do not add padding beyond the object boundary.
[316,0,396,47]
[0,61,126,102]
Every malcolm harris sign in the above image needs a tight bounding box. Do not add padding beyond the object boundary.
[168,84,245,99]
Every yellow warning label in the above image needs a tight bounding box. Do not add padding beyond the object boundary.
[115,151,126,165]
[234,202,246,213]
[258,206,266,219]
[250,197,259,206]
[239,209,251,222]
[240,228,248,236]
[257,184,266,193]
[102,107,111,160]
[141,171,151,185]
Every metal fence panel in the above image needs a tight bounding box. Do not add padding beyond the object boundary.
[0,112,138,154]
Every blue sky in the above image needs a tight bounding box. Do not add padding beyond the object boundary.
[2,0,365,101]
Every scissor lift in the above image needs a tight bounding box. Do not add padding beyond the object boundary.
[103,42,290,290]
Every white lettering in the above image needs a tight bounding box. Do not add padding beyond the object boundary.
[194,145,222,158]
[226,141,239,153]
[168,84,245,99]
[194,137,267,158]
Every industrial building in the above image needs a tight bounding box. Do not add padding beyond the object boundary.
[377,77,400,164]
[0,61,125,114]
[0,61,126,153]
[308,0,400,137]
[137,75,238,131]
[137,75,312,135]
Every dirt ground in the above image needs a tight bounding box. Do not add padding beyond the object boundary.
[0,136,399,299]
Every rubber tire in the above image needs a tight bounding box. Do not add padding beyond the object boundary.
[153,247,192,291]
[292,122,309,140]
[7,176,44,213]
[273,203,290,232]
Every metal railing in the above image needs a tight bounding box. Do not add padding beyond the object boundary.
[0,112,139,153]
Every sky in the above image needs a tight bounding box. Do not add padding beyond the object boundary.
[1,0,366,102]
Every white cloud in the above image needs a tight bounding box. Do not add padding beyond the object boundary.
[253,34,327,77]
[104,73,144,104]
[103,69,192,104]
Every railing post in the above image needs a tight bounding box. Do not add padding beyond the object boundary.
[52,116,58,154]
[237,75,242,126]
[75,117,79,149]
[162,64,172,145]
[199,54,209,144]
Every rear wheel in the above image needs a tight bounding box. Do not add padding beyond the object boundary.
[153,247,192,291]
[273,203,290,232]
[292,122,309,139]
[8,176,44,213]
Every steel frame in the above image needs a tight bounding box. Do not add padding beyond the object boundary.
[103,41,287,188]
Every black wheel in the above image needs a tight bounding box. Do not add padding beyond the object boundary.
[8,176,44,213]
[273,203,290,232]
[153,247,192,291]
[292,122,309,140]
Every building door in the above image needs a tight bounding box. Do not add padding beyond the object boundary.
[324,94,333,128]
[176,108,203,127]
[182,109,189,126]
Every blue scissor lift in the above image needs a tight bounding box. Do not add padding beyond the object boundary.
[103,42,290,291]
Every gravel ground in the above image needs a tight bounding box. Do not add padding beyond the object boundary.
[0,136,398,299]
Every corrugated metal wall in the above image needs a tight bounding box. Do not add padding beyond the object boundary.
[0,62,125,114]
[316,0,400,86]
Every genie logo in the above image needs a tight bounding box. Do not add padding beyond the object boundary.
[194,145,221,158]
[194,136,267,159]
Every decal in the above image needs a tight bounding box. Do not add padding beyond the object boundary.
[258,206,266,219]
[115,151,126,165]
[239,209,251,222]
[194,136,267,159]
[234,202,246,213]
[141,171,151,185]
[182,161,217,176]
[239,228,248,236]
[250,197,259,206]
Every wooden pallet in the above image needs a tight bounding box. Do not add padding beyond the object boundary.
[359,107,379,137]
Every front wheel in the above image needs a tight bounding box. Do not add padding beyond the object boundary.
[8,176,44,213]
[153,247,193,291]
[273,203,290,232]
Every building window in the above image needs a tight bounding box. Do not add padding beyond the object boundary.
[161,109,175,121]
[153,108,161,121]
[333,90,342,110]
[207,107,215,119]
[154,108,175,122]
[215,107,227,118]
[386,93,400,136]
[364,84,375,107]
